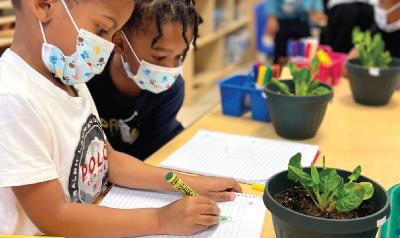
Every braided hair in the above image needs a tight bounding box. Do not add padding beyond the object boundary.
[123,0,203,59]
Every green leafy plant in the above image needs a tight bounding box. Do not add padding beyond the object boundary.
[271,60,330,96]
[352,27,392,68]
[287,153,374,212]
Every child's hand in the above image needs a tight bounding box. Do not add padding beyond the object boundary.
[309,12,328,27]
[266,15,280,37]
[185,175,242,201]
[158,196,221,235]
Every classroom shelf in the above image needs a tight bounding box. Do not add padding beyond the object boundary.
[0,0,14,51]
[0,0,12,10]
[197,18,249,48]
[183,0,259,105]
[0,28,13,47]
[0,14,15,25]
[188,60,249,103]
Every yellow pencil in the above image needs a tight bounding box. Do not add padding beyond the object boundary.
[251,183,266,192]
[165,171,197,196]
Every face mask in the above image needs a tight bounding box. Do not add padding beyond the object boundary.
[375,1,400,33]
[120,32,183,94]
[40,0,115,86]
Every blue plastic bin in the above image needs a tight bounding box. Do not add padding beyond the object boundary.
[219,73,271,122]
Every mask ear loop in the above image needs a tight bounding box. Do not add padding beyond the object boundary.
[121,31,141,64]
[60,0,80,32]
[38,21,48,44]
[386,0,400,14]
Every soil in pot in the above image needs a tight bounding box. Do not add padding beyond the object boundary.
[275,186,378,220]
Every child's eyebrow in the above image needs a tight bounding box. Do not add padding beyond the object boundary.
[101,15,117,29]
[152,47,173,53]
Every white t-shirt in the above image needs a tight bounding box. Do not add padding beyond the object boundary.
[0,49,109,235]
[327,0,377,9]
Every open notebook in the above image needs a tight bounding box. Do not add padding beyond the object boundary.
[160,130,319,184]
[100,186,266,238]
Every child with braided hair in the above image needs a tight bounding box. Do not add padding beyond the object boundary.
[88,0,203,160]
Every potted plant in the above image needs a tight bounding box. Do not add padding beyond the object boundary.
[265,60,333,140]
[347,28,400,106]
[263,153,390,238]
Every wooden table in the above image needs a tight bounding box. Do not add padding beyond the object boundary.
[145,80,400,238]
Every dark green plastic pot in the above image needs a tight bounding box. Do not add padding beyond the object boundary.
[346,58,400,106]
[265,80,333,140]
[263,168,391,238]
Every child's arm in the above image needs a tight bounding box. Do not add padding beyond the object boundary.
[13,179,220,237]
[107,142,242,201]
[307,0,327,26]
[265,0,280,36]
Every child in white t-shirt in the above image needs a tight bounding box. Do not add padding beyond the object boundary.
[0,0,241,236]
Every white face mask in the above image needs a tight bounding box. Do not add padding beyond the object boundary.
[375,1,400,33]
[120,32,183,94]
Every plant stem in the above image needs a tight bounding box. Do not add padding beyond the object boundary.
[327,201,336,212]
[303,185,319,208]
[314,188,323,210]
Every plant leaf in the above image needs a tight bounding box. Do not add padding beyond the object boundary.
[360,182,374,200]
[288,165,314,188]
[319,168,342,193]
[352,28,392,68]
[310,86,330,96]
[348,166,361,183]
[311,165,320,185]
[288,153,302,181]
[307,80,320,94]
[271,78,293,96]
[336,182,365,212]
[311,57,320,76]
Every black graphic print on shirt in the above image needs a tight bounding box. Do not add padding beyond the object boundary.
[68,114,108,203]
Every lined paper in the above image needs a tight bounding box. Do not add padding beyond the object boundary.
[100,186,266,238]
[160,130,319,184]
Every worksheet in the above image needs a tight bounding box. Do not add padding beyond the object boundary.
[100,186,267,238]
[160,130,319,184]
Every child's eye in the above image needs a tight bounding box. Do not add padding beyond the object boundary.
[153,56,166,61]
[177,55,184,63]
[97,25,109,37]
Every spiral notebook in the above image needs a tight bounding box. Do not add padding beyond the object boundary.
[100,186,266,238]
[160,130,319,184]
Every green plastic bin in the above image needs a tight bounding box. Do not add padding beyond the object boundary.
[381,184,400,238]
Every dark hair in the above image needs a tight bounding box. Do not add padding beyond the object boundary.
[123,0,203,59]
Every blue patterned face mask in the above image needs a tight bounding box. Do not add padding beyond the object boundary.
[120,32,183,94]
[40,0,114,86]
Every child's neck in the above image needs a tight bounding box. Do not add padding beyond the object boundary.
[110,53,141,97]
[10,18,77,97]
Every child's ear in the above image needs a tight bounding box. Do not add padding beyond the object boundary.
[32,0,57,23]
[112,31,125,55]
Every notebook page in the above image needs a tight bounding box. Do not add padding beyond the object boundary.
[160,130,319,184]
[100,186,266,238]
